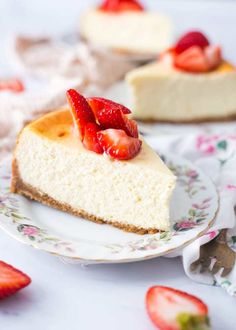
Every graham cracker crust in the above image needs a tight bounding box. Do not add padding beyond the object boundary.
[136,113,236,124]
[11,158,159,235]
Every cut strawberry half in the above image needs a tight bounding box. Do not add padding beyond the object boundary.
[0,78,24,93]
[97,129,142,160]
[174,46,209,73]
[87,97,138,138]
[0,261,31,299]
[66,89,96,139]
[146,286,209,330]
[175,31,210,55]
[99,0,144,12]
[83,122,103,154]
[205,45,222,70]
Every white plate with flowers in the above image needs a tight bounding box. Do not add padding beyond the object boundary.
[0,154,218,264]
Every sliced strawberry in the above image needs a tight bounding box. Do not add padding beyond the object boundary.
[87,97,131,115]
[99,0,144,12]
[87,97,138,138]
[175,31,210,55]
[97,129,142,160]
[146,286,209,330]
[66,89,96,139]
[174,46,209,73]
[83,122,103,154]
[0,78,24,93]
[205,45,222,70]
[0,261,31,299]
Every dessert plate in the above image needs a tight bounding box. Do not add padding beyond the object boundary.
[0,154,218,264]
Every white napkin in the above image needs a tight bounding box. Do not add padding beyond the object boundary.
[146,133,236,296]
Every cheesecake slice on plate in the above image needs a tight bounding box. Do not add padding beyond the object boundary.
[80,0,172,56]
[126,31,236,122]
[11,91,176,234]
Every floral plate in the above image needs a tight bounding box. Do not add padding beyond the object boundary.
[0,155,218,264]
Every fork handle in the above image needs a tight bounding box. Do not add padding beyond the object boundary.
[216,229,227,244]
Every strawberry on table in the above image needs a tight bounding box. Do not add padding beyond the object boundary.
[0,261,31,299]
[0,78,24,93]
[97,129,142,160]
[146,286,210,330]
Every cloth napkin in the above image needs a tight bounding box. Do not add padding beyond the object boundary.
[146,133,236,296]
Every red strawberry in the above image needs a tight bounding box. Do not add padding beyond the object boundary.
[205,45,222,70]
[0,78,24,93]
[174,46,209,73]
[87,97,131,115]
[87,97,138,138]
[0,261,31,299]
[175,31,210,55]
[146,286,209,330]
[66,89,96,139]
[83,122,103,154]
[99,0,144,12]
[97,129,142,160]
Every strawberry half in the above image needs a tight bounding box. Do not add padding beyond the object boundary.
[175,31,209,55]
[146,286,209,330]
[0,261,31,299]
[87,97,138,138]
[174,46,209,73]
[83,122,103,154]
[66,89,96,139]
[97,129,142,160]
[99,0,144,12]
[0,78,24,93]
[205,45,222,70]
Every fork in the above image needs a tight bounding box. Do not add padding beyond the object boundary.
[191,229,236,295]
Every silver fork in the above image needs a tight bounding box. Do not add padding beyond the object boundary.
[191,229,235,285]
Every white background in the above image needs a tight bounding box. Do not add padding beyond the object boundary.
[0,1,236,329]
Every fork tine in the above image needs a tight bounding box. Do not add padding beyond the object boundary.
[199,258,211,273]
[211,262,221,275]
[221,267,233,277]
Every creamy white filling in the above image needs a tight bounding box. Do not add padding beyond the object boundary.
[80,10,172,54]
[126,62,236,120]
[15,129,176,231]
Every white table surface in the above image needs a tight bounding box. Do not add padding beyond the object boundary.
[1,1,236,329]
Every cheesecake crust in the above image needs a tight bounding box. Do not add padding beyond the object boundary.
[11,159,160,235]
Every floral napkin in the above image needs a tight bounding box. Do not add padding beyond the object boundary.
[146,133,236,296]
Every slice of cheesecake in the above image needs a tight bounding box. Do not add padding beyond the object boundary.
[80,0,172,55]
[126,31,236,122]
[11,95,176,234]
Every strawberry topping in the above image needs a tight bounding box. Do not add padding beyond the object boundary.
[97,129,142,160]
[66,90,141,160]
[174,46,209,73]
[83,122,103,154]
[175,31,210,55]
[0,78,24,93]
[87,97,138,138]
[99,0,144,12]
[146,286,209,330]
[205,45,222,70]
[0,261,31,299]
[66,89,96,139]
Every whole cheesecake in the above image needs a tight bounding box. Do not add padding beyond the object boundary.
[11,92,176,234]
[80,0,172,55]
[126,31,236,122]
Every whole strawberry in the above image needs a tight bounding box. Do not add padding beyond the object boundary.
[146,286,210,330]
